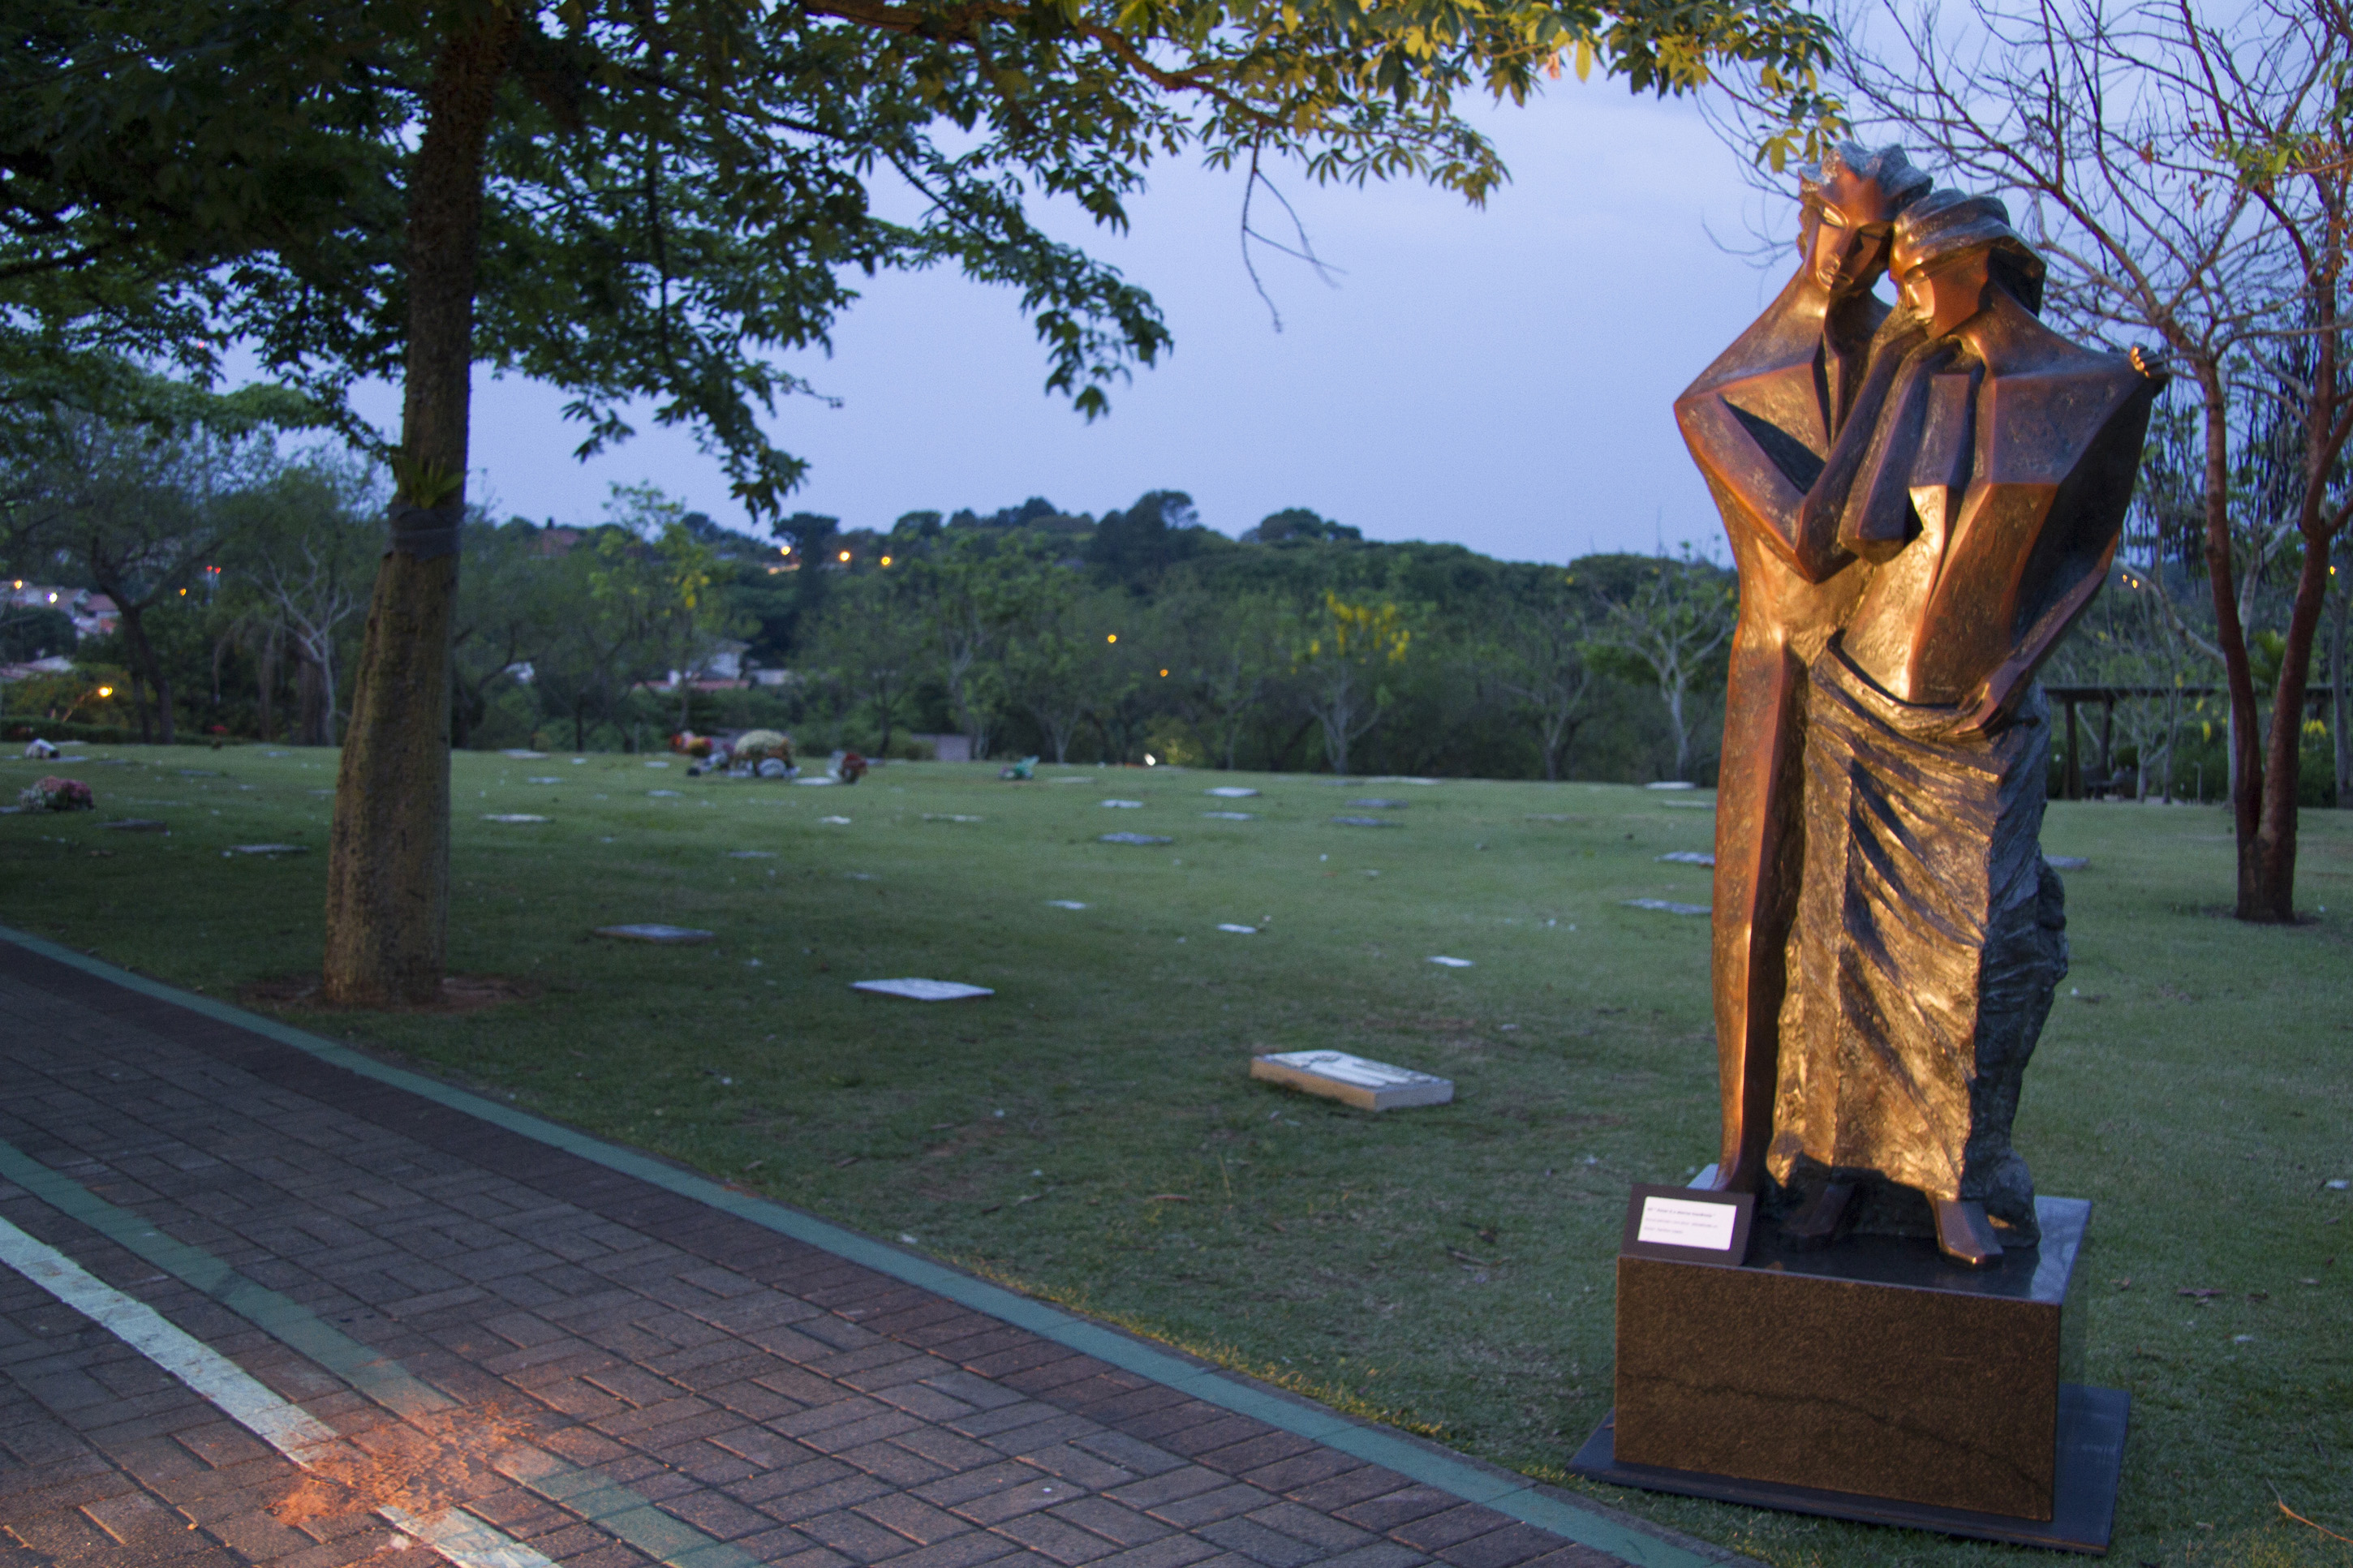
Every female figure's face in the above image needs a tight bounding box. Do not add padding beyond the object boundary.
[1896,247,1993,337]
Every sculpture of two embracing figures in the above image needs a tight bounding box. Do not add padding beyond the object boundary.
[1677,144,2165,1266]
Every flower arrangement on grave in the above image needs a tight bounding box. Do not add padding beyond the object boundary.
[19,775,92,811]
[836,750,868,784]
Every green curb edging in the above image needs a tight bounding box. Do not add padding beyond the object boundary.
[0,923,1730,1568]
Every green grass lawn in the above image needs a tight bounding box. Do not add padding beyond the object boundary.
[4,744,2348,1568]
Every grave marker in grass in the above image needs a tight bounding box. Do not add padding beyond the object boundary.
[1100,831,1172,845]
[1252,1050,1453,1110]
[853,978,993,1001]
[593,924,715,943]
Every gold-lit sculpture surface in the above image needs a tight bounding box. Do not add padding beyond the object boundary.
[1676,151,2162,1265]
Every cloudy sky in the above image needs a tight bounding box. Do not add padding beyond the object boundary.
[350,83,1814,566]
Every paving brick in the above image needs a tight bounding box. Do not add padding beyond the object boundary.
[1043,1497,1172,1549]
[992,1511,1125,1564]
[1103,1467,1229,1512]
[1069,1432,1184,1479]
[1142,1484,1279,1530]
[1013,1443,1136,1490]
[1193,1517,1327,1568]
[1241,1502,1374,1553]
[1332,1489,1462,1535]
[1387,1506,1518,1553]
[950,1476,1086,1527]
[802,1508,930,1562]
[867,1531,1022,1568]
[853,1492,976,1545]
[1430,1524,1565,1568]
[1312,1544,1433,1568]
[657,1488,783,1541]
[1276,1467,1405,1514]
[835,1439,953,1487]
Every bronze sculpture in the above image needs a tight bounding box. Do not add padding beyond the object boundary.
[1678,163,2163,1264]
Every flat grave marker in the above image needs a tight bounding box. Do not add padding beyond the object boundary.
[1625,897,1710,916]
[1658,850,1716,866]
[1349,797,1409,808]
[483,814,549,823]
[1102,799,1144,809]
[819,815,852,825]
[1045,899,1088,909]
[853,977,994,1001]
[1216,923,1258,934]
[2047,855,2090,870]
[1202,810,1255,820]
[1251,1050,1454,1111]
[593,923,714,943]
[1205,786,1261,798]
[226,844,307,855]
[1427,955,1474,968]
[1331,815,1396,828]
[1100,831,1172,845]
[101,818,166,831]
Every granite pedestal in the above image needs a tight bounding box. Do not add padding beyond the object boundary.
[1571,1196,2127,1553]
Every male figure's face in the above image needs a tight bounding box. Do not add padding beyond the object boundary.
[1804,167,1904,300]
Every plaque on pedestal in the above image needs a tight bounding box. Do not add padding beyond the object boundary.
[1570,1196,2127,1553]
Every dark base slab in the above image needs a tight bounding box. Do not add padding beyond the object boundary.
[1569,1381,2130,1555]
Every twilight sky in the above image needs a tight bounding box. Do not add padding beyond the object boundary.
[349,84,1816,565]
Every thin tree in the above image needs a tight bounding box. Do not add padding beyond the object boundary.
[1585,554,1734,782]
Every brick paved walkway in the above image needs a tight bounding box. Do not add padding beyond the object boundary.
[0,933,1741,1568]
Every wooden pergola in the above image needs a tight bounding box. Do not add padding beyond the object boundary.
[2043,684,2338,799]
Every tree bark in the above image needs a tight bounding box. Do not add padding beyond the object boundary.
[115,604,174,745]
[2198,372,2272,918]
[323,7,516,1006]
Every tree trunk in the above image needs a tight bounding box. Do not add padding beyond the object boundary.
[2331,585,2349,806]
[323,9,515,1006]
[2196,374,2269,917]
[256,625,277,743]
[116,604,174,745]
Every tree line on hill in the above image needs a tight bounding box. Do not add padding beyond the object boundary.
[0,417,1746,783]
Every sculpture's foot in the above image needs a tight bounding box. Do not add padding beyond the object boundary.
[1783,1181,1854,1248]
[1932,1199,2005,1266]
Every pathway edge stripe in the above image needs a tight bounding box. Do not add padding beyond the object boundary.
[0,924,1724,1568]
[0,1209,554,1568]
[0,1134,760,1568]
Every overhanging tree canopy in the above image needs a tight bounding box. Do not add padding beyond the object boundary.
[3,0,1839,1002]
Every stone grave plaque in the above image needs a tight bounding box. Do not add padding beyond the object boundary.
[1426,956,1473,968]
[1331,816,1395,828]
[1099,831,1172,845]
[1205,786,1260,798]
[593,924,714,943]
[226,844,307,855]
[1658,850,1715,866]
[1045,900,1088,909]
[484,814,550,823]
[101,818,166,831]
[1250,1050,1452,1110]
[1101,799,1144,809]
[853,977,994,1001]
[1215,923,1258,934]
[1202,810,1255,820]
[2046,855,2088,870]
[1624,898,1709,916]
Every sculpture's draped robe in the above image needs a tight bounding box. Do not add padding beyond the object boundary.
[1767,651,2067,1237]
